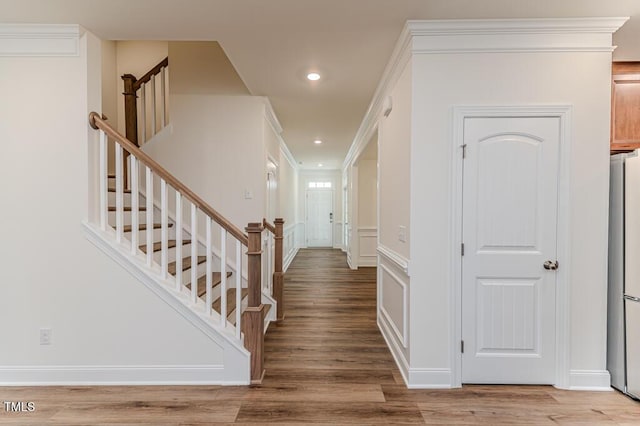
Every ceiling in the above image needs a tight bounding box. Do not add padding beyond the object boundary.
[2,0,640,170]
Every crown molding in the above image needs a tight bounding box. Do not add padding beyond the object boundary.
[406,17,629,35]
[408,17,629,54]
[0,24,83,57]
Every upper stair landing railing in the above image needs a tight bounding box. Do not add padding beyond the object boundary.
[122,57,169,147]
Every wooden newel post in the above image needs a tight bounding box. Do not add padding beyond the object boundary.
[273,218,285,321]
[121,74,139,147]
[242,222,266,384]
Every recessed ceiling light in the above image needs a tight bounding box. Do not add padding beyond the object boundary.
[314,140,322,144]
[307,72,321,81]
[318,163,323,167]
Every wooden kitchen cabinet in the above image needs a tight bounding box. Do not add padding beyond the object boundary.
[611,62,640,152]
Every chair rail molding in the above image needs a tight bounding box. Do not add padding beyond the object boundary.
[0,24,82,56]
[377,244,409,276]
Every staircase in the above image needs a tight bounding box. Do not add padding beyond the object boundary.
[86,59,286,385]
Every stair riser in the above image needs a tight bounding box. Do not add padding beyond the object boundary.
[178,261,208,286]
[108,191,132,206]
[108,211,152,227]
[149,243,195,263]
[122,228,166,243]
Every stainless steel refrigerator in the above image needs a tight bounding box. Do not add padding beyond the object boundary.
[608,152,640,400]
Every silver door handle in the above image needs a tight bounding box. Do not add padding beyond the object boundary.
[543,260,559,271]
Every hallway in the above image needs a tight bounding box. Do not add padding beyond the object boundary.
[1,249,639,424]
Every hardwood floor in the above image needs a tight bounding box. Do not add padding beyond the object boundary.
[1,248,638,424]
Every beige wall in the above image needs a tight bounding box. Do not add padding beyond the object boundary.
[169,41,250,95]
[357,159,377,227]
[378,62,412,259]
[101,40,118,172]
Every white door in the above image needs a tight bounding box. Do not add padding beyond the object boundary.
[461,116,560,384]
[306,190,333,247]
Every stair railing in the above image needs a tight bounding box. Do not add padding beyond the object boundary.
[263,218,285,321]
[89,112,266,383]
[122,57,169,147]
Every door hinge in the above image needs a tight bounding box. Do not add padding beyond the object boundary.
[461,340,464,353]
[462,144,467,159]
[461,243,465,256]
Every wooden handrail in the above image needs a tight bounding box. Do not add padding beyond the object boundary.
[262,218,276,234]
[89,112,249,246]
[133,57,169,91]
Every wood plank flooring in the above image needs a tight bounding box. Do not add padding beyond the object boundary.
[1,248,638,424]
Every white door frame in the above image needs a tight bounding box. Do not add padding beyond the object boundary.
[450,105,572,389]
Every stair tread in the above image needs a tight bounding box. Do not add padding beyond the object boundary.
[107,173,116,179]
[122,223,172,232]
[139,239,190,254]
[215,288,249,325]
[108,206,147,212]
[168,255,207,275]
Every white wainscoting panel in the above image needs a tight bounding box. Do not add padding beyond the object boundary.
[358,227,377,267]
[283,223,299,272]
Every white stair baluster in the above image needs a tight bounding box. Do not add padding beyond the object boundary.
[175,192,182,291]
[205,218,212,316]
[220,228,227,328]
[160,178,168,279]
[99,130,107,230]
[235,240,242,338]
[150,74,156,137]
[115,144,124,244]
[130,155,139,255]
[145,166,153,267]
[191,204,198,304]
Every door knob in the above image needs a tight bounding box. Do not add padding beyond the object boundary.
[543,260,559,271]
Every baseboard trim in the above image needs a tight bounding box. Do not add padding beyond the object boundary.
[283,246,300,272]
[407,368,453,389]
[566,369,612,391]
[0,365,248,386]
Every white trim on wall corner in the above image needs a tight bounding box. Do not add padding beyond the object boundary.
[0,24,83,57]
[0,364,252,386]
[377,244,410,276]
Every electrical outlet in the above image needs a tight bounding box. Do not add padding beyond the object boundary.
[39,328,52,345]
[398,226,407,243]
[244,189,253,199]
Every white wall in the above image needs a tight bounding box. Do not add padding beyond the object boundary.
[410,50,613,388]
[357,159,377,227]
[0,29,229,384]
[101,40,118,172]
[143,94,267,229]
